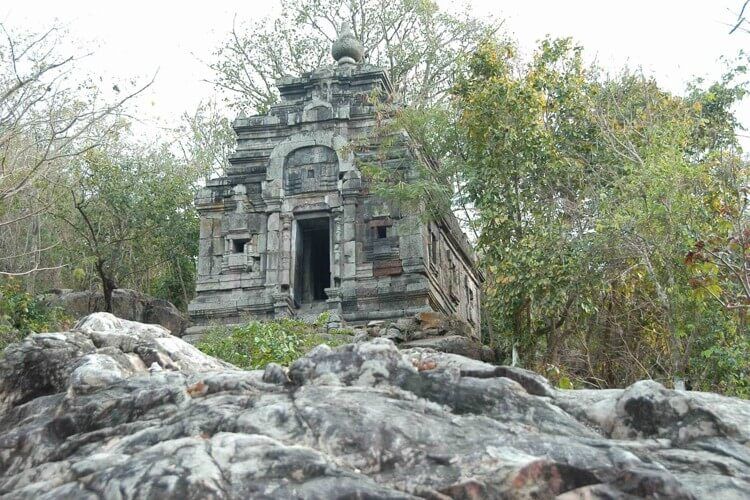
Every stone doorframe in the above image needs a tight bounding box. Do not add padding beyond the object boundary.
[290,211,333,307]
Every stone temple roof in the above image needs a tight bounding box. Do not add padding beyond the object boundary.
[189,20,483,333]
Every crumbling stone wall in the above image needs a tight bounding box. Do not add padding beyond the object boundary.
[189,42,481,336]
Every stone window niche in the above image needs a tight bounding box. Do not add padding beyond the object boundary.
[284,146,338,195]
[232,238,250,254]
[468,286,476,325]
[365,218,398,261]
[430,231,438,267]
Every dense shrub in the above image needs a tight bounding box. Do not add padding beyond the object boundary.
[0,280,73,352]
[196,313,351,369]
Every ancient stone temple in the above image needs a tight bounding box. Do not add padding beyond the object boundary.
[188,25,481,333]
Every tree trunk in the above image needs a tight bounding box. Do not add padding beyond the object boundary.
[95,259,117,313]
[545,321,561,367]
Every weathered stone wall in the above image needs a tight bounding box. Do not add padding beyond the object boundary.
[189,58,481,335]
[425,220,482,330]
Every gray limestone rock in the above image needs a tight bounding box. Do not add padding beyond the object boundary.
[383,326,406,342]
[369,312,495,361]
[401,334,484,360]
[1,313,748,499]
[394,317,417,333]
[352,330,369,343]
[262,362,290,385]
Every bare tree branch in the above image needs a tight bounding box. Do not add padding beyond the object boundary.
[730,0,750,33]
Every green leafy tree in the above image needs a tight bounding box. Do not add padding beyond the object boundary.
[372,37,748,394]
[452,39,598,366]
[55,143,198,312]
[454,40,748,392]
[177,100,234,180]
[0,22,150,279]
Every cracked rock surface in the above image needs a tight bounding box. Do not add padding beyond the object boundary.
[1,313,748,499]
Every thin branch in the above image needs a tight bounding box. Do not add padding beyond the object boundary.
[730,0,750,33]
[0,264,66,276]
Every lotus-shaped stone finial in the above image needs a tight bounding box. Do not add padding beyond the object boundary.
[331,21,364,65]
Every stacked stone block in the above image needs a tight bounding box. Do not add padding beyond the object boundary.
[189,44,482,336]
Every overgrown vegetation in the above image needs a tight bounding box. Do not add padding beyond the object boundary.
[371,38,750,396]
[0,280,72,352]
[0,22,211,310]
[197,313,351,369]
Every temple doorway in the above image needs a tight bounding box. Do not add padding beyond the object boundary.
[294,217,331,304]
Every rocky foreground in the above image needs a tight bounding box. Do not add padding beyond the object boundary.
[0,314,749,499]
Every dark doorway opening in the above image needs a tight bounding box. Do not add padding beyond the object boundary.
[294,217,330,304]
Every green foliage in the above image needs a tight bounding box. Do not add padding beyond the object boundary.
[0,22,151,284]
[147,254,197,311]
[698,338,750,397]
[55,141,199,310]
[456,40,749,395]
[178,100,234,179]
[357,103,466,225]
[0,280,72,352]
[373,36,749,396]
[197,315,350,369]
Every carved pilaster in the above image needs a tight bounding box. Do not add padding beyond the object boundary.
[325,286,343,313]
[272,292,294,318]
[331,206,344,286]
[279,214,293,288]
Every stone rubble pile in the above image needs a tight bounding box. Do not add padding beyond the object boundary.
[0,313,748,499]
[352,311,495,362]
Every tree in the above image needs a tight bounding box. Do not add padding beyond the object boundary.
[686,154,750,317]
[0,22,149,278]
[454,40,748,393]
[176,100,234,180]
[209,0,501,113]
[452,39,598,366]
[730,0,749,33]
[371,37,749,394]
[55,143,198,312]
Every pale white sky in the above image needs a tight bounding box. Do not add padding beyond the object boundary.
[3,0,749,145]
